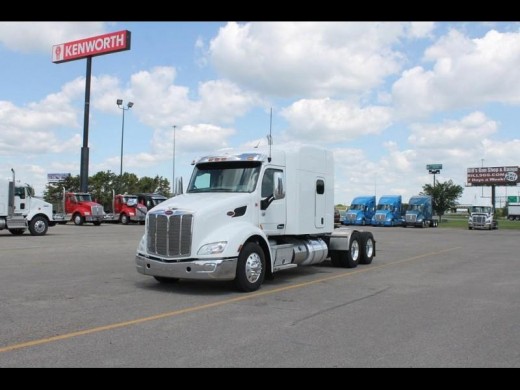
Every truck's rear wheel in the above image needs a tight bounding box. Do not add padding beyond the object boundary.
[120,214,129,225]
[29,216,49,236]
[154,276,179,284]
[9,229,25,235]
[73,214,84,226]
[234,242,265,292]
[330,232,361,268]
[359,232,375,265]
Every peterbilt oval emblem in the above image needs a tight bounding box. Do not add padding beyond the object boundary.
[505,172,518,182]
[227,211,235,217]
[164,210,174,215]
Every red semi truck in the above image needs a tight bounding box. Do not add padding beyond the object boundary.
[57,191,104,226]
[105,192,147,224]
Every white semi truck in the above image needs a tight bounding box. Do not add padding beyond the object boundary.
[0,169,56,236]
[136,145,376,292]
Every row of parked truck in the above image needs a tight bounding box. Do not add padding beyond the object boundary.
[342,194,438,228]
[0,169,167,236]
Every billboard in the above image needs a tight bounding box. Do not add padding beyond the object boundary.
[52,30,131,63]
[47,173,71,183]
[467,166,519,186]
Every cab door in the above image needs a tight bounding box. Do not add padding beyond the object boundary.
[14,187,27,214]
[259,168,286,236]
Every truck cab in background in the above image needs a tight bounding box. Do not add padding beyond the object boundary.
[105,192,147,224]
[343,195,376,226]
[0,170,56,236]
[136,193,167,211]
[61,191,104,226]
[468,205,498,230]
[403,195,438,228]
[372,195,403,227]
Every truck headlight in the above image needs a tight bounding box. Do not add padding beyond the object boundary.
[198,241,227,255]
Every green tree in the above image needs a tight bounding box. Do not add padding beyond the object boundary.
[421,180,464,223]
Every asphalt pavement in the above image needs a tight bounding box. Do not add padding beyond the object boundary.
[0,223,518,367]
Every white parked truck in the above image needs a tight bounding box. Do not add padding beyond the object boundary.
[468,205,498,230]
[0,169,56,236]
[136,145,376,292]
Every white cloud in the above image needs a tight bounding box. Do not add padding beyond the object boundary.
[0,22,107,53]
[393,29,520,118]
[0,78,84,156]
[281,98,392,142]
[408,111,498,148]
[406,22,436,39]
[104,66,260,129]
[209,22,407,97]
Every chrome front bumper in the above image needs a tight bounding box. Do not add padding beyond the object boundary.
[136,254,238,281]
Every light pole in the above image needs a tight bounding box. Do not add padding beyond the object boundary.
[172,125,176,194]
[117,99,134,183]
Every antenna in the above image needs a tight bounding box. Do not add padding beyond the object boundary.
[268,107,272,162]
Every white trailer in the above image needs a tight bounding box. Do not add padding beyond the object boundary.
[507,203,520,221]
[0,169,56,236]
[135,145,376,292]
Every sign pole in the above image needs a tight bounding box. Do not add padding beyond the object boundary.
[80,57,92,193]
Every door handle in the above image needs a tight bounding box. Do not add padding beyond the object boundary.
[277,224,285,229]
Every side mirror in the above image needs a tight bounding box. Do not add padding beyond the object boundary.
[273,171,285,200]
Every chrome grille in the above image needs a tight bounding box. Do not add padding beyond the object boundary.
[375,213,386,222]
[147,212,193,258]
[346,213,357,223]
[91,205,104,216]
[406,214,417,223]
[473,216,485,225]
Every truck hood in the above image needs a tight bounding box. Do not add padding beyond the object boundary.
[150,193,251,219]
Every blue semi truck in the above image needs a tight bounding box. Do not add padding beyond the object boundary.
[403,195,438,228]
[372,195,403,227]
[343,196,376,226]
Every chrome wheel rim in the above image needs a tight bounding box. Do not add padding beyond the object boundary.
[245,253,262,283]
[351,240,360,261]
[365,238,374,258]
[34,220,46,234]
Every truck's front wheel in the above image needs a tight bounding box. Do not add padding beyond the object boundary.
[73,214,84,226]
[120,214,129,225]
[234,242,265,292]
[29,216,49,236]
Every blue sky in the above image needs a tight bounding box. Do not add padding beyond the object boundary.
[1,22,519,206]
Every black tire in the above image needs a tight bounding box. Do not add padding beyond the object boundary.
[359,232,375,265]
[330,232,361,268]
[9,229,25,235]
[154,276,179,283]
[73,213,84,226]
[234,242,265,292]
[29,216,49,236]
[120,214,129,225]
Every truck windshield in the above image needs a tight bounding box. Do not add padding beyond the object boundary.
[470,206,492,213]
[349,204,365,211]
[76,194,92,202]
[409,204,423,211]
[377,204,393,211]
[188,161,261,193]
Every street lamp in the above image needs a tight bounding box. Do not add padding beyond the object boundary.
[172,125,176,194]
[117,99,134,181]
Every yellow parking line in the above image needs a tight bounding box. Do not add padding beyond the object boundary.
[0,246,460,354]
